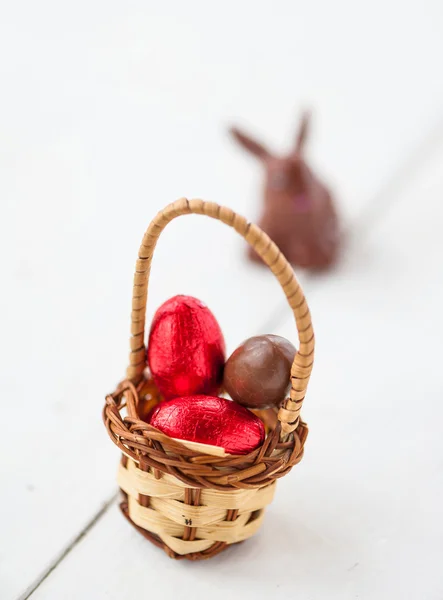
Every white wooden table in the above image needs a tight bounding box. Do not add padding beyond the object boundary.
[1,2,443,599]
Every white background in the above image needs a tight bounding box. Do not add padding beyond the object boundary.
[1,1,443,599]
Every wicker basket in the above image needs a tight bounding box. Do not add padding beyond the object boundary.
[103,198,314,560]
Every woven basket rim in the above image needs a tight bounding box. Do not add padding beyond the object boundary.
[103,376,308,491]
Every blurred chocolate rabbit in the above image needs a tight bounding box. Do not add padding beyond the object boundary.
[230,112,340,270]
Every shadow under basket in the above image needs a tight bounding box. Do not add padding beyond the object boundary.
[103,198,314,560]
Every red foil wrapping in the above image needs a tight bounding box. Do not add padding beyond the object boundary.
[149,395,265,455]
[147,295,225,399]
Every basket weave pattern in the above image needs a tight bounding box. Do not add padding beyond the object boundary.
[103,198,314,560]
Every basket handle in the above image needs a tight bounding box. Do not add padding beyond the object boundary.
[127,198,314,435]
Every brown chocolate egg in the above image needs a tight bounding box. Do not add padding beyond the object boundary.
[136,378,162,422]
[223,335,296,409]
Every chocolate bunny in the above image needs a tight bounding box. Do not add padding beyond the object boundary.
[230,112,340,270]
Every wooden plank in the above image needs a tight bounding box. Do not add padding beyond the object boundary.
[1,1,443,598]
[27,99,443,600]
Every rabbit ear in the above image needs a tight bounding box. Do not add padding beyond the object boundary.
[230,127,271,160]
[294,110,311,154]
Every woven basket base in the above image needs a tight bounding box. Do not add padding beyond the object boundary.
[119,492,246,560]
[117,455,274,560]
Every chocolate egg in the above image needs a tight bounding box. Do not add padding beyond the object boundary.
[147,295,225,400]
[223,335,296,408]
[136,378,162,422]
[149,395,265,455]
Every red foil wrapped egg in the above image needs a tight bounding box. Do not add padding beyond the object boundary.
[147,295,225,399]
[149,395,265,455]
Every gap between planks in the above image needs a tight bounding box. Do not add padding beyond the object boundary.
[19,113,443,600]
[19,493,119,600]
